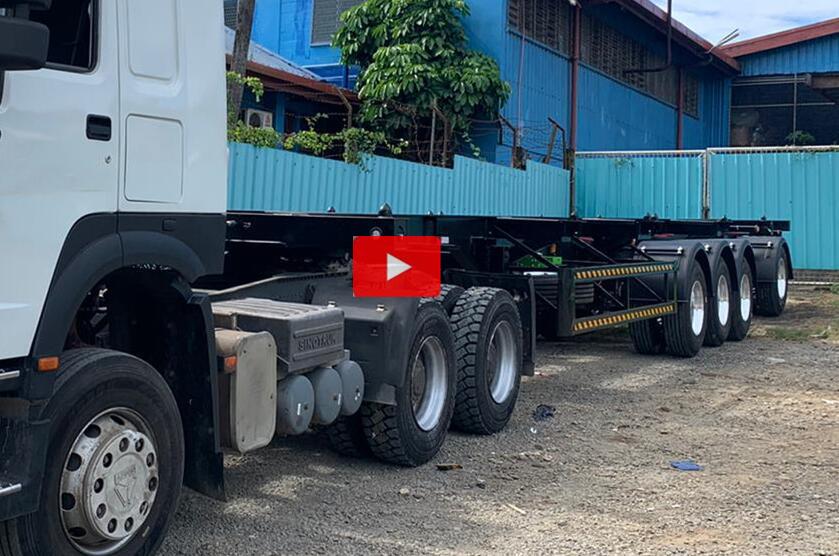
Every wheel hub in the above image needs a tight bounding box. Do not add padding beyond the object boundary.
[690,280,706,336]
[717,274,731,327]
[740,272,752,322]
[487,321,517,404]
[60,409,159,555]
[777,262,788,299]
[410,336,448,432]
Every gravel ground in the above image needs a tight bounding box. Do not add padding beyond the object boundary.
[160,288,839,555]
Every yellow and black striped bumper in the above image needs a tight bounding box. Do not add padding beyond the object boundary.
[573,302,677,334]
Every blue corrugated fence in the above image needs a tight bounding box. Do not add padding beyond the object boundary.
[228,143,570,217]
[710,150,839,271]
[576,152,705,220]
[575,147,839,270]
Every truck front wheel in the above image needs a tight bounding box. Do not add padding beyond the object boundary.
[0,349,184,556]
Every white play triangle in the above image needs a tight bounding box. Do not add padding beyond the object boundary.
[386,253,412,281]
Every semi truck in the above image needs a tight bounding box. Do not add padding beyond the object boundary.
[0,1,793,554]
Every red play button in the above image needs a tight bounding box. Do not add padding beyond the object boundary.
[353,236,442,298]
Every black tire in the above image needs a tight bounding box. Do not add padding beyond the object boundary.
[435,284,466,315]
[361,300,456,467]
[449,288,523,435]
[0,349,184,556]
[664,263,708,358]
[728,263,754,342]
[704,257,734,347]
[756,250,789,317]
[324,414,370,458]
[629,318,665,355]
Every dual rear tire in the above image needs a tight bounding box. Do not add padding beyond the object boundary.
[328,286,524,465]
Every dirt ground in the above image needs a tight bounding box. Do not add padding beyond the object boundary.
[160,287,839,555]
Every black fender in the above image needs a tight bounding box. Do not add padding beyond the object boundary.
[636,239,713,302]
[18,213,227,506]
[727,238,757,295]
[30,214,225,362]
[310,278,419,406]
[703,240,738,301]
[749,236,793,284]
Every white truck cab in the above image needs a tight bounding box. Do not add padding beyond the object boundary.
[0,0,227,361]
[0,1,230,553]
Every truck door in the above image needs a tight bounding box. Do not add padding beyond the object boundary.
[116,0,227,214]
[0,1,119,360]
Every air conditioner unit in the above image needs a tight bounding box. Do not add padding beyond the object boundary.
[223,0,239,28]
[245,109,274,129]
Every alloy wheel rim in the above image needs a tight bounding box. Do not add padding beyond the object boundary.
[60,408,159,556]
[717,274,731,327]
[777,261,788,299]
[740,272,753,322]
[486,320,517,404]
[410,336,448,432]
[690,280,705,336]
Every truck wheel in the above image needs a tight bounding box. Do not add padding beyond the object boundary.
[361,300,455,466]
[449,288,523,435]
[0,349,183,556]
[756,251,789,317]
[704,258,734,347]
[324,414,370,458]
[728,263,754,342]
[434,284,466,315]
[664,263,708,358]
[629,319,665,355]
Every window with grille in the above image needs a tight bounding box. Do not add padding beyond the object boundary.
[581,13,694,112]
[223,0,238,29]
[684,73,700,118]
[508,0,571,55]
[311,0,365,45]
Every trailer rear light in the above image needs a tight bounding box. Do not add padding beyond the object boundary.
[222,356,237,374]
[37,357,59,372]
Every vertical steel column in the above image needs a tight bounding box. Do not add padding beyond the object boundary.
[676,67,685,150]
[569,3,582,216]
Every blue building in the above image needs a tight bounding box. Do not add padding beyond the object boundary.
[723,18,839,147]
[238,0,740,162]
[224,26,357,137]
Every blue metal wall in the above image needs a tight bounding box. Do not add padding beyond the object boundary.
[228,143,570,217]
[252,0,352,86]
[710,150,839,270]
[738,34,839,77]
[251,0,734,157]
[576,153,705,219]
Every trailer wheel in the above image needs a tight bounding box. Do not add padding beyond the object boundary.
[704,257,734,347]
[361,300,455,466]
[324,414,370,458]
[664,263,708,357]
[449,288,523,435]
[0,349,183,556]
[756,250,789,317]
[435,284,466,315]
[728,263,754,342]
[629,319,665,355]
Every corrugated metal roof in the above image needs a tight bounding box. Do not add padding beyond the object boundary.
[225,27,322,80]
[603,0,740,73]
[735,33,839,76]
[723,17,839,58]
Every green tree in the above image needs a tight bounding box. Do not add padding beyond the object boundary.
[334,0,510,162]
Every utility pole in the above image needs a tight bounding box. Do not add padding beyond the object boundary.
[228,0,256,122]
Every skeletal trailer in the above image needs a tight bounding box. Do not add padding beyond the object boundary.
[0,210,792,554]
